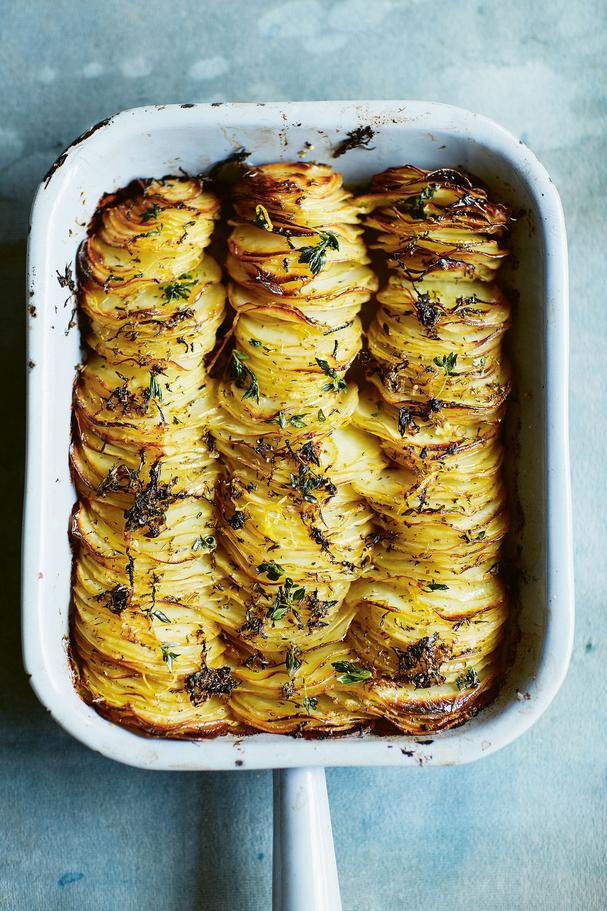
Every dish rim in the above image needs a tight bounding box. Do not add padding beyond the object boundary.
[22,100,574,770]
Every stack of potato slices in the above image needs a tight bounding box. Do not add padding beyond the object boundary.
[347,166,512,733]
[211,163,386,732]
[70,163,514,739]
[70,177,240,736]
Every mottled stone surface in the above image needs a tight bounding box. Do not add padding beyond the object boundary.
[1,0,604,908]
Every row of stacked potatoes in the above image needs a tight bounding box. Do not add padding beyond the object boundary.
[71,177,239,735]
[71,158,512,737]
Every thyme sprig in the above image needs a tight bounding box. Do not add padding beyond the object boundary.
[231,349,260,403]
[332,661,372,684]
[290,464,336,504]
[160,643,180,672]
[316,358,348,393]
[298,232,339,275]
[257,560,285,581]
[141,203,161,222]
[455,667,480,690]
[433,352,458,376]
[403,183,439,219]
[160,273,197,304]
[285,644,303,676]
[267,577,306,622]
[303,695,318,713]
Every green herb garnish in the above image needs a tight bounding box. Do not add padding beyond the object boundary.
[267,577,305,622]
[427,582,449,591]
[193,535,216,552]
[144,608,171,624]
[298,232,339,275]
[433,352,458,376]
[317,408,326,423]
[403,183,439,218]
[257,560,285,581]
[141,203,161,222]
[303,695,318,714]
[332,661,372,684]
[161,273,197,304]
[269,410,309,430]
[290,464,336,504]
[455,667,480,690]
[160,643,179,672]
[286,645,302,676]
[148,370,163,403]
[140,224,163,238]
[231,349,260,403]
[315,358,347,393]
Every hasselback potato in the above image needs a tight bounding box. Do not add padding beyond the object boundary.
[347,166,512,732]
[211,162,385,733]
[70,177,241,736]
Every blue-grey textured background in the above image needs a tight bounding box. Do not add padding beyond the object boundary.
[2,1,604,908]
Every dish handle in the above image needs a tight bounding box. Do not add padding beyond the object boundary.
[273,767,342,911]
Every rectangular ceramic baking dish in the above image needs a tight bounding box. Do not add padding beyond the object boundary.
[23,100,573,772]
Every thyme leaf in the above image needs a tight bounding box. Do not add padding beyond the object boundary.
[455,667,480,690]
[315,357,347,393]
[298,232,339,275]
[332,661,372,684]
[290,464,336,504]
[231,349,260,403]
[160,643,180,672]
[160,273,197,304]
[303,695,318,713]
[141,203,161,222]
[144,607,171,624]
[285,644,302,676]
[403,183,439,219]
[433,352,458,376]
[267,577,305,622]
[147,369,163,404]
[257,560,285,581]
[193,535,216,552]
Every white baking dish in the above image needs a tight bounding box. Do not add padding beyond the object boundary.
[23,101,573,773]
